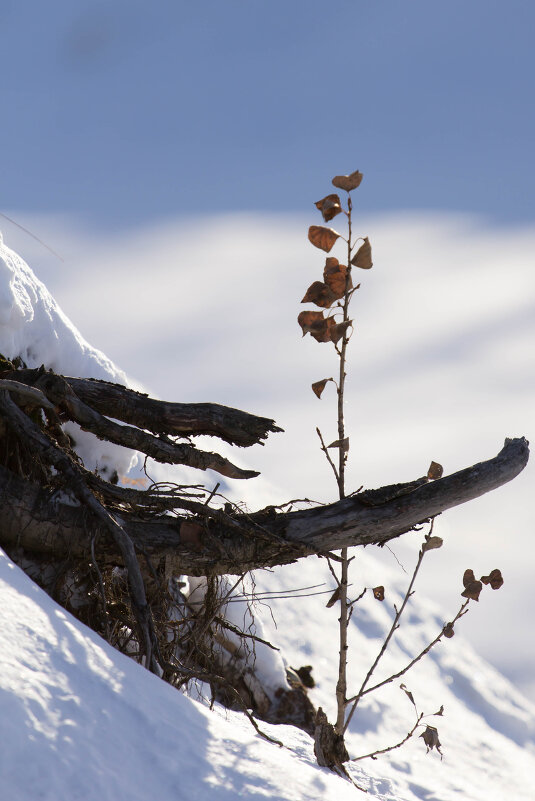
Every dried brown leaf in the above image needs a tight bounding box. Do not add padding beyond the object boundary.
[462,569,476,588]
[326,586,341,608]
[351,237,373,269]
[301,281,337,308]
[443,622,455,639]
[373,585,385,601]
[311,316,337,343]
[323,258,352,298]
[400,683,416,706]
[461,580,483,602]
[296,665,315,688]
[427,461,443,480]
[434,705,445,717]
[315,193,343,222]
[420,725,442,755]
[298,310,325,337]
[308,225,340,253]
[311,378,332,399]
[330,319,352,344]
[332,170,363,192]
[422,536,443,552]
[328,437,349,452]
[480,568,504,590]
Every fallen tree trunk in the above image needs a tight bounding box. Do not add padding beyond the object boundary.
[0,436,528,575]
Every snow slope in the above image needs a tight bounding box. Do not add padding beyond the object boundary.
[0,548,370,801]
[0,233,534,800]
[0,231,137,479]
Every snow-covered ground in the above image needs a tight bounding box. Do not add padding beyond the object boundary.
[0,230,534,800]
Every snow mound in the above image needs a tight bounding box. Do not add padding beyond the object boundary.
[0,233,136,477]
[0,549,373,801]
[0,233,126,384]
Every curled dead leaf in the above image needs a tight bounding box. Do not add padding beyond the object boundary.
[461,580,483,602]
[298,310,325,337]
[480,568,504,590]
[443,622,455,639]
[462,569,483,600]
[462,569,476,588]
[296,665,315,688]
[298,311,338,342]
[420,725,442,756]
[434,705,445,717]
[373,585,385,601]
[400,683,415,706]
[326,586,341,608]
[301,281,337,308]
[422,536,443,552]
[308,225,340,253]
[328,437,349,453]
[311,378,332,399]
[330,319,352,344]
[311,316,337,343]
[332,170,363,192]
[351,237,373,269]
[323,258,352,298]
[427,461,443,480]
[315,193,343,222]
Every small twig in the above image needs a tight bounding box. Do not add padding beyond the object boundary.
[213,616,280,650]
[184,575,246,666]
[343,521,435,734]
[204,482,220,505]
[226,588,333,602]
[228,582,326,600]
[351,713,424,762]
[316,427,339,483]
[347,587,367,609]
[326,556,342,588]
[351,600,470,700]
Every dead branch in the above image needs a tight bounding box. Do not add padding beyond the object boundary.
[0,430,528,575]
[3,367,282,447]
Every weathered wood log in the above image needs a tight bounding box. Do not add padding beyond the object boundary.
[4,367,282,447]
[0,437,528,576]
[0,370,279,479]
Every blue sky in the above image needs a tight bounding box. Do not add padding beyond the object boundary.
[2,1,534,228]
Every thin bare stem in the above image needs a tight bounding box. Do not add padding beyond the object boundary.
[351,714,424,762]
[343,523,434,734]
[334,192,354,736]
[346,599,469,705]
